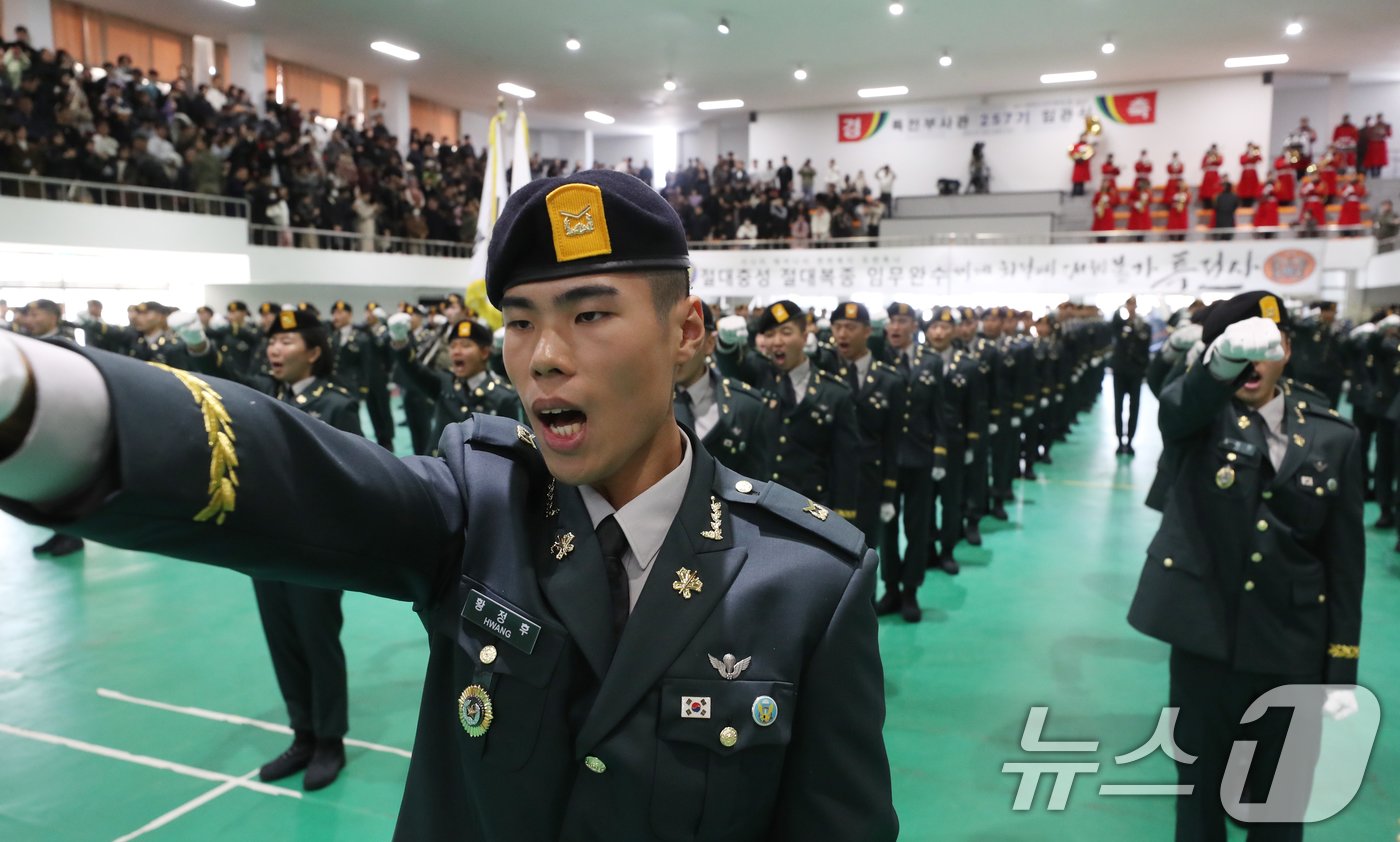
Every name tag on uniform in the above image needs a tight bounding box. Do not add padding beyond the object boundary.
[462,589,541,655]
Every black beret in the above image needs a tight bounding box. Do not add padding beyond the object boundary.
[754,300,806,334]
[330,299,353,314]
[135,301,173,316]
[259,302,280,315]
[1190,302,1217,325]
[486,170,691,306]
[960,307,977,323]
[886,302,917,319]
[226,300,249,314]
[296,301,320,315]
[365,300,381,311]
[928,306,959,324]
[448,319,493,347]
[268,307,324,336]
[700,303,715,332]
[1202,291,1290,347]
[832,302,870,325]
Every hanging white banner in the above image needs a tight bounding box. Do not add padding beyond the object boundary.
[689,240,1328,299]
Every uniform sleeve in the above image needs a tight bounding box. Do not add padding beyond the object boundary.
[0,343,463,608]
[1157,359,1238,444]
[714,343,770,390]
[769,549,898,842]
[829,389,861,521]
[967,364,990,443]
[332,398,365,438]
[1321,431,1365,685]
[393,342,446,398]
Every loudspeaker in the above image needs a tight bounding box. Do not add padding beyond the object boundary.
[1262,71,1273,85]
[749,111,758,123]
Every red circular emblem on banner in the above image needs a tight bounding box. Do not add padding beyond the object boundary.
[1262,249,1317,285]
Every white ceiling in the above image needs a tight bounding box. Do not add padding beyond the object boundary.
[74,0,1400,134]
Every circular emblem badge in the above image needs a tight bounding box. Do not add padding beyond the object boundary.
[752,695,778,727]
[457,684,494,737]
[1215,466,1236,490]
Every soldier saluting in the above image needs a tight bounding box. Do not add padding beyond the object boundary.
[0,170,897,841]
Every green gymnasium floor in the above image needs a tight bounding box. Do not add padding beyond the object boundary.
[0,383,1395,841]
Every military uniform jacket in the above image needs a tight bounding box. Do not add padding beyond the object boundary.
[87,324,195,370]
[1109,314,1152,377]
[1287,318,1343,393]
[878,344,948,470]
[363,322,394,389]
[1343,328,1376,413]
[1128,363,1364,685]
[973,335,1010,426]
[770,367,862,520]
[692,368,776,482]
[274,377,364,435]
[393,343,523,452]
[330,325,374,398]
[1365,331,1400,420]
[939,348,986,449]
[211,323,263,381]
[835,358,904,504]
[4,346,898,842]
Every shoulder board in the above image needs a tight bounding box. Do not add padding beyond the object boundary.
[723,377,765,400]
[458,413,546,459]
[715,473,865,562]
[1300,400,1356,428]
[333,385,351,396]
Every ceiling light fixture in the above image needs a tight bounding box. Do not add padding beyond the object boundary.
[663,76,678,92]
[497,82,536,99]
[1223,53,1289,68]
[565,37,581,51]
[858,85,909,98]
[717,17,730,35]
[584,110,615,124]
[889,2,905,15]
[370,41,420,61]
[1101,39,1116,55]
[218,0,256,7]
[697,98,744,110]
[939,52,952,68]
[794,67,808,81]
[1285,21,1303,36]
[1040,70,1097,84]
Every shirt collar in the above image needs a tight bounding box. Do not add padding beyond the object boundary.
[685,370,714,405]
[579,433,693,574]
[466,370,488,391]
[789,357,812,386]
[1255,388,1286,433]
[291,376,316,396]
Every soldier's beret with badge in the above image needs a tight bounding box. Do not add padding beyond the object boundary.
[296,301,320,315]
[928,306,959,324]
[754,300,806,334]
[226,300,249,314]
[1202,291,1292,347]
[960,307,977,323]
[448,319,493,347]
[330,299,353,314]
[135,301,174,316]
[267,307,324,336]
[259,302,280,316]
[365,300,380,311]
[832,302,871,325]
[887,302,917,319]
[486,170,691,307]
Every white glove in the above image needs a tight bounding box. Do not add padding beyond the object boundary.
[1039,397,1049,408]
[879,503,896,524]
[1206,317,1284,379]
[989,423,999,436]
[373,307,387,320]
[1010,416,1022,428]
[169,311,207,348]
[1323,688,1359,721]
[931,466,947,482]
[493,327,506,352]
[78,311,102,328]
[388,312,412,343]
[209,314,229,332]
[1379,314,1400,331]
[871,314,888,333]
[804,333,817,354]
[1350,322,1377,339]
[431,314,448,327]
[0,333,29,422]
[964,449,975,465]
[1169,323,1204,351]
[717,315,748,349]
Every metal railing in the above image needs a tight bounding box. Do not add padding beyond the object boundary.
[687,224,1374,250]
[0,172,249,218]
[246,224,471,257]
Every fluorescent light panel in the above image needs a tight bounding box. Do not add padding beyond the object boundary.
[370,41,420,61]
[1040,70,1097,84]
[1224,54,1288,68]
[858,85,908,98]
[219,0,256,7]
[584,110,614,124]
[697,99,744,110]
[497,82,536,99]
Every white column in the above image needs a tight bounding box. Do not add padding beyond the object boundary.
[459,111,490,152]
[377,77,411,156]
[191,35,215,88]
[652,127,678,189]
[583,130,595,171]
[1,0,53,52]
[1326,73,1351,139]
[345,77,365,128]
[226,32,266,116]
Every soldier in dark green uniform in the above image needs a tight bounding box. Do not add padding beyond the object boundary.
[830,302,904,560]
[327,299,373,405]
[981,307,1016,521]
[1341,315,1380,500]
[1128,291,1363,840]
[1364,312,1400,528]
[1110,296,1153,456]
[0,169,897,840]
[875,302,947,621]
[715,300,862,522]
[389,316,522,455]
[360,302,398,451]
[81,301,196,370]
[1286,301,1345,407]
[1012,311,1046,481]
[19,299,85,557]
[956,307,993,545]
[925,306,983,572]
[673,304,775,480]
[212,301,262,379]
[395,303,443,456]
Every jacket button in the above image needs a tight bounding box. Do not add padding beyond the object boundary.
[1250,552,1263,563]
[479,645,498,665]
[584,756,607,774]
[1256,519,1268,532]
[734,480,754,494]
[719,727,739,748]
[779,436,787,444]
[1318,594,1326,604]
[776,455,783,462]
[1262,491,1273,500]
[1162,558,1173,568]
[1244,580,1255,591]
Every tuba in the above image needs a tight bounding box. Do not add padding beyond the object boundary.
[1085,114,1102,137]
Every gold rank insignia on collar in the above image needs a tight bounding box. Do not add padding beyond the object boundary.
[545,478,559,518]
[803,501,830,521]
[552,532,575,560]
[1293,434,1306,447]
[1237,415,1251,430]
[700,496,723,541]
[673,567,704,599]
[517,425,537,449]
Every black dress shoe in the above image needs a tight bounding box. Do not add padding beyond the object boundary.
[1375,515,1396,529]
[1115,443,1126,455]
[874,589,901,616]
[260,733,315,782]
[1124,444,1135,456]
[32,535,60,555]
[964,521,983,546]
[1040,452,1054,465]
[1364,488,1376,502]
[303,738,345,791]
[900,590,923,623]
[1022,468,1039,481]
[939,556,961,575]
[990,503,1009,521]
[45,535,85,557]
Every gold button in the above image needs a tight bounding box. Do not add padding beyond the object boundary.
[1163,558,1173,568]
[584,756,606,774]
[776,455,783,462]
[1262,491,1273,500]
[1227,453,1238,462]
[1250,552,1263,563]
[1318,594,1326,604]
[1315,487,1324,497]
[719,727,739,748]
[784,419,791,425]
[1256,519,1268,532]
[772,473,780,480]
[734,480,754,494]
[1244,580,1255,591]
[779,436,787,444]
[479,645,498,665]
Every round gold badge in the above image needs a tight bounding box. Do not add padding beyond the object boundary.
[719,726,739,748]
[1215,466,1236,490]
[458,685,494,737]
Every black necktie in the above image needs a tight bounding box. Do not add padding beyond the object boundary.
[674,387,696,430]
[780,373,797,410]
[595,515,631,644]
[846,364,861,392]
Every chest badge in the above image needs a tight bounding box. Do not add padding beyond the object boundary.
[709,653,752,680]
[681,696,711,719]
[752,695,779,727]
[457,685,494,737]
[552,532,575,560]
[1215,466,1236,490]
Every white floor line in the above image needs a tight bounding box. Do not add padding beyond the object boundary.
[112,768,262,842]
[0,723,301,799]
[97,687,413,759]
[0,669,22,680]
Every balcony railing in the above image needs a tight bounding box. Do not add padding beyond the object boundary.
[686,224,1374,250]
[0,172,249,218]
[246,224,471,257]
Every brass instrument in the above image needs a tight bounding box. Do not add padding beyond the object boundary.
[1085,115,1102,136]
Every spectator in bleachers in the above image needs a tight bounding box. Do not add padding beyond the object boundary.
[1374,200,1398,251]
